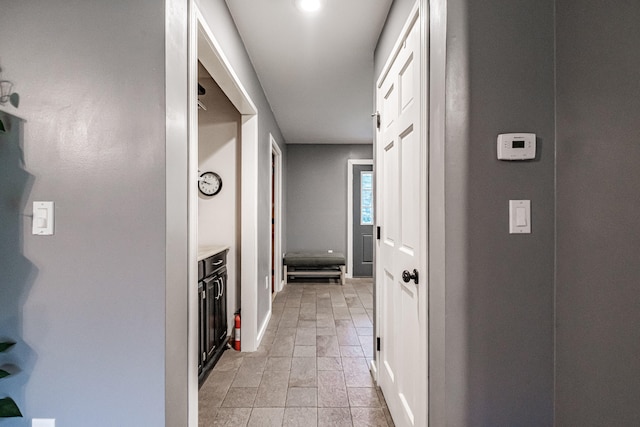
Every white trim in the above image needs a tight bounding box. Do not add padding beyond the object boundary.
[419,2,430,425]
[426,0,448,425]
[347,159,374,278]
[166,0,190,425]
[257,306,272,345]
[195,9,257,115]
[376,3,421,90]
[370,359,379,382]
[190,5,260,362]
[187,6,199,426]
[270,136,284,293]
[239,114,259,352]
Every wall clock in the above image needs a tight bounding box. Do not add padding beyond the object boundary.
[199,171,222,196]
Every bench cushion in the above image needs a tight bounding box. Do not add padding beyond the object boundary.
[284,251,346,267]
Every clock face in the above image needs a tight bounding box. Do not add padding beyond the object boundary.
[199,172,222,196]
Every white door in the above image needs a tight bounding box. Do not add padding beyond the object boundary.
[375,10,428,427]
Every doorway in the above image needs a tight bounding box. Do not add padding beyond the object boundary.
[270,136,283,295]
[186,5,261,425]
[347,159,374,278]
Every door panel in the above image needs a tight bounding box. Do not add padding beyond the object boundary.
[400,126,419,254]
[376,12,427,427]
[362,234,373,263]
[382,269,396,381]
[382,141,398,245]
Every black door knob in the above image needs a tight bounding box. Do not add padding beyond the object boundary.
[402,269,419,285]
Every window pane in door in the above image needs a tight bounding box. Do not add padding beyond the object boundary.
[361,171,374,225]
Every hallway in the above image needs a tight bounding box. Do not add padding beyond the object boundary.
[199,279,394,426]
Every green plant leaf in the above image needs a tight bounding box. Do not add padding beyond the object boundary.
[0,342,15,353]
[0,369,9,379]
[0,397,22,418]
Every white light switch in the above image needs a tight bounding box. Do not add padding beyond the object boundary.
[509,200,531,234]
[32,419,55,427]
[32,201,54,235]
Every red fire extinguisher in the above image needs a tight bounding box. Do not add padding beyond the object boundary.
[233,311,241,351]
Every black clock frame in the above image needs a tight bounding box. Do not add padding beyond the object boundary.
[199,171,222,196]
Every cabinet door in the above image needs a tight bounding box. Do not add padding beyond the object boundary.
[218,271,228,343]
[213,277,223,349]
[205,276,217,359]
[198,281,205,374]
[212,277,221,353]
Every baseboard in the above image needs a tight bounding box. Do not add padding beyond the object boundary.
[369,358,378,382]
[256,308,272,348]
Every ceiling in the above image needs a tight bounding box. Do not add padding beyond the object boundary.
[225,0,393,144]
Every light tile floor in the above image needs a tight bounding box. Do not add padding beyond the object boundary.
[199,279,395,426]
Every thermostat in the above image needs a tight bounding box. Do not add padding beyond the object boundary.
[497,133,536,160]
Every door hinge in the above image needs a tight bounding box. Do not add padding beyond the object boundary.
[372,111,380,130]
[377,337,381,351]
[376,226,381,240]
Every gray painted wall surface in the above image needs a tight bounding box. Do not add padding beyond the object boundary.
[446,0,556,424]
[197,0,286,337]
[0,1,167,425]
[555,2,640,425]
[286,144,372,257]
[458,1,556,424]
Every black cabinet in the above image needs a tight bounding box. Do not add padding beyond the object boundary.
[199,249,228,383]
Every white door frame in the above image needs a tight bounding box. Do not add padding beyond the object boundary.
[186,4,261,425]
[373,2,429,426]
[347,158,374,278]
[270,135,284,293]
[192,5,260,351]
[165,1,190,425]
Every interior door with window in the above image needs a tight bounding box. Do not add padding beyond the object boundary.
[353,164,374,277]
[375,10,428,427]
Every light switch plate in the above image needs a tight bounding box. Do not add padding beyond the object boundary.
[32,201,54,235]
[509,200,531,234]
[32,419,55,427]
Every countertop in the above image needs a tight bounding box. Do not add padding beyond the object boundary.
[198,245,230,261]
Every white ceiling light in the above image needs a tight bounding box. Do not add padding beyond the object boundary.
[295,0,324,13]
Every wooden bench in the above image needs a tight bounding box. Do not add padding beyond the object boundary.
[283,252,346,285]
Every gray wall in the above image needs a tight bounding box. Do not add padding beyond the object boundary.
[555,1,640,425]
[286,144,372,257]
[0,0,285,425]
[449,0,556,424]
[198,0,286,329]
[446,0,556,424]
[0,1,167,425]
[376,0,556,425]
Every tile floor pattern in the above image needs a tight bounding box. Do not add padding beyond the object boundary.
[199,279,395,427]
